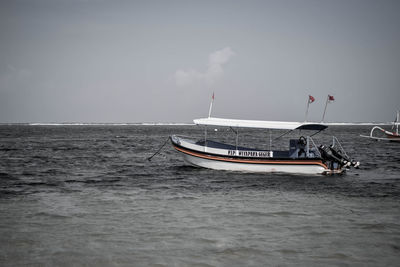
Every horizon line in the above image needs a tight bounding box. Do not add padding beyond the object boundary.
[0,122,395,126]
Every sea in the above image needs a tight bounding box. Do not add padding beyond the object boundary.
[0,124,399,266]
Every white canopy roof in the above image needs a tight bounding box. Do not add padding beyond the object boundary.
[193,117,327,131]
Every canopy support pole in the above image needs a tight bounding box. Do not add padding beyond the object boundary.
[235,128,239,151]
[274,129,293,140]
[269,129,272,151]
[310,129,324,137]
[204,126,207,152]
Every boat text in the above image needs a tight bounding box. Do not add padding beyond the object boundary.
[228,150,273,158]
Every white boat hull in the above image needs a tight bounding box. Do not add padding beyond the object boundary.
[181,152,328,174]
[170,135,347,175]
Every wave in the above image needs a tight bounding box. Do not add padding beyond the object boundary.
[25,122,195,126]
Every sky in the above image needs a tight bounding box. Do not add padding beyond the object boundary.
[1,0,399,123]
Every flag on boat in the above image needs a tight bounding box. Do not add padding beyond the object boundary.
[321,94,335,122]
[212,92,215,100]
[305,95,315,121]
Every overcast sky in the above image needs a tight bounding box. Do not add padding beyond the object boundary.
[1,0,399,123]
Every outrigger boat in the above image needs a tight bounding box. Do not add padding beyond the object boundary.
[170,117,360,175]
[360,111,400,142]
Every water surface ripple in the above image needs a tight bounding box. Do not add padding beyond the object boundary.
[0,125,399,266]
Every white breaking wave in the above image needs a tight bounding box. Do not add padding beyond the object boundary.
[9,122,394,126]
[27,122,195,126]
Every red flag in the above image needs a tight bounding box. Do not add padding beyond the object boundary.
[308,95,315,103]
[328,95,335,102]
[212,92,215,100]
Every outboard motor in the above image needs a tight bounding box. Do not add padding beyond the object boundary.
[319,145,360,169]
[319,145,346,166]
[328,146,350,167]
[329,145,360,169]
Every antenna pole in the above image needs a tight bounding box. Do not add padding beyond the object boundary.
[305,95,314,122]
[321,96,329,122]
[208,92,214,118]
[305,99,310,122]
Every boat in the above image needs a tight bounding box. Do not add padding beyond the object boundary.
[360,111,400,142]
[170,117,360,175]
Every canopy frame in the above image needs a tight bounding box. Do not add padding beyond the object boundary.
[194,117,327,131]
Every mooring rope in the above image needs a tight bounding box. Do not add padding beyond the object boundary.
[147,136,170,161]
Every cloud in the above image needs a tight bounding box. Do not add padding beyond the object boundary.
[175,47,235,87]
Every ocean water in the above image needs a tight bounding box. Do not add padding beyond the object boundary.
[0,125,399,266]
